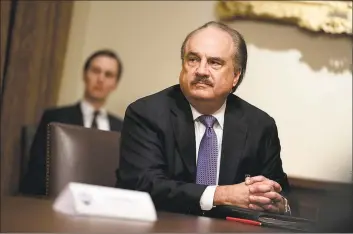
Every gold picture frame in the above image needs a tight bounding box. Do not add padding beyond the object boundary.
[216,1,352,36]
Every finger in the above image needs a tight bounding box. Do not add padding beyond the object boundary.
[251,181,274,188]
[246,175,266,185]
[249,195,272,205]
[249,184,273,194]
[247,176,282,193]
[262,204,280,213]
[248,203,265,211]
[250,181,282,193]
[256,180,281,192]
[245,177,252,185]
[272,181,282,193]
[259,192,283,203]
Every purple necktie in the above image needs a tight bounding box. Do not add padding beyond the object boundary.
[196,115,218,185]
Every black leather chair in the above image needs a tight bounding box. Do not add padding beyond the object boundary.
[20,124,38,185]
[45,123,121,197]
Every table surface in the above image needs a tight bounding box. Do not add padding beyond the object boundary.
[0,196,285,233]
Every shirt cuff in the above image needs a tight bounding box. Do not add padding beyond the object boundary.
[200,185,217,211]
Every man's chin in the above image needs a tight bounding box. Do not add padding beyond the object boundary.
[87,94,106,102]
[189,89,214,100]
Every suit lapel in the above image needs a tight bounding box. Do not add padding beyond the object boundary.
[170,87,197,179]
[218,95,248,185]
[108,115,121,131]
[71,103,84,126]
[108,115,115,130]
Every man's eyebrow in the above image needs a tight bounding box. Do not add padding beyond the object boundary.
[185,51,200,57]
[208,56,225,62]
[185,52,226,63]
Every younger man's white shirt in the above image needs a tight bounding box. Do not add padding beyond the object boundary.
[80,100,110,131]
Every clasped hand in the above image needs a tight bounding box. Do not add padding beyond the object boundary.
[245,175,285,213]
[214,175,285,213]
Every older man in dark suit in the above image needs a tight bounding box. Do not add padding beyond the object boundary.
[20,49,124,195]
[117,21,290,215]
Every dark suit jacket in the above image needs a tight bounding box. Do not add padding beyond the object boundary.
[117,85,290,215]
[20,103,123,195]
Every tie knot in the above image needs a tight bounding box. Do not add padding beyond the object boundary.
[93,110,100,118]
[198,115,217,128]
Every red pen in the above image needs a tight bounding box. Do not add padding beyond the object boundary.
[226,217,262,226]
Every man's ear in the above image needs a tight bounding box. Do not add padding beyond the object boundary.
[112,79,119,90]
[232,70,241,87]
[82,72,87,82]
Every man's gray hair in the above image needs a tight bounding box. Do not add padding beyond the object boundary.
[180,21,248,92]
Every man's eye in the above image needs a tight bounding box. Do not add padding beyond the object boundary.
[188,57,198,62]
[210,60,220,65]
[186,57,199,66]
[209,60,222,68]
[105,72,115,78]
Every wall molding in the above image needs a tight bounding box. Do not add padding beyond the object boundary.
[216,1,352,36]
[288,176,352,191]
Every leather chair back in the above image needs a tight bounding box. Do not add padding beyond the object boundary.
[20,124,38,182]
[46,123,121,197]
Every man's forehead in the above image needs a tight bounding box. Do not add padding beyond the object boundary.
[91,56,118,70]
[185,29,234,58]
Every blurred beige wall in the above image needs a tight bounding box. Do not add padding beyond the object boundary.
[58,1,352,183]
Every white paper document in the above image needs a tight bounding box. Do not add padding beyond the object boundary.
[53,182,157,222]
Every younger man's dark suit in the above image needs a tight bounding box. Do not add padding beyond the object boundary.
[20,103,123,195]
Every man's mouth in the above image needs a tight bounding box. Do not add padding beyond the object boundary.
[93,86,103,91]
[192,81,213,87]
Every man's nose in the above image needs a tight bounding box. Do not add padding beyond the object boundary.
[97,73,105,82]
[196,60,209,76]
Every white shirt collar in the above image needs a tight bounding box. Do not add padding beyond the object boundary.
[190,101,226,129]
[80,99,108,117]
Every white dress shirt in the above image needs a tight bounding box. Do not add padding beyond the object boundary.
[80,99,110,131]
[189,102,226,211]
